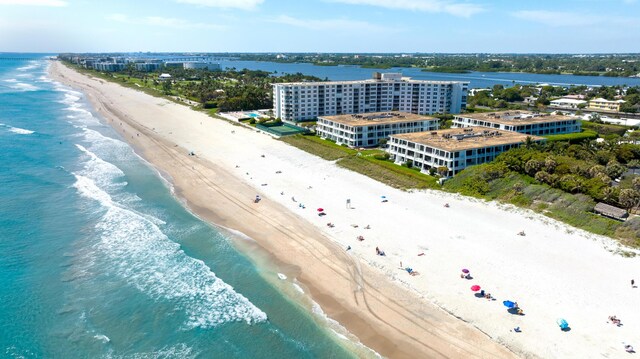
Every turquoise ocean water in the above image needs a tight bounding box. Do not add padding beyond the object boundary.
[0,55,361,358]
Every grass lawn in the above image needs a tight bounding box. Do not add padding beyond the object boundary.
[281,134,439,189]
[281,135,355,161]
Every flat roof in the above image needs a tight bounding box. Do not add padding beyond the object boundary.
[455,111,578,126]
[273,79,468,86]
[391,128,544,152]
[319,111,437,127]
[551,98,587,104]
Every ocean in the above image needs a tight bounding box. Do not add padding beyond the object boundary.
[0,55,364,358]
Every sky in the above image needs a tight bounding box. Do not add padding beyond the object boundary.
[0,0,639,53]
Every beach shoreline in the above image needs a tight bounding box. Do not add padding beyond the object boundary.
[51,61,640,359]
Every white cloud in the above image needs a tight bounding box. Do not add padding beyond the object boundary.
[511,10,640,28]
[272,15,397,32]
[175,0,263,10]
[329,0,484,18]
[106,14,225,30]
[511,10,600,27]
[0,0,67,6]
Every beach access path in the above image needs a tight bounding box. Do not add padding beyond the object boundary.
[51,61,640,358]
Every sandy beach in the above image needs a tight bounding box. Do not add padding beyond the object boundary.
[51,61,640,358]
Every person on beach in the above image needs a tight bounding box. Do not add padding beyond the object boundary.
[513,327,521,333]
[624,344,634,353]
[632,279,636,288]
[346,245,351,251]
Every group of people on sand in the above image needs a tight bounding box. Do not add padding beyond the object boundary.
[608,315,623,326]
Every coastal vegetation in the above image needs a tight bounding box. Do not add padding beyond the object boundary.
[68,62,322,112]
[234,53,640,77]
[443,136,640,248]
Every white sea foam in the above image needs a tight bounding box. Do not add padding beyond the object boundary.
[71,173,267,329]
[17,62,40,71]
[0,123,35,135]
[37,74,52,83]
[292,283,304,294]
[3,78,17,83]
[75,144,126,190]
[103,343,196,359]
[277,273,287,280]
[9,82,39,91]
[93,334,110,343]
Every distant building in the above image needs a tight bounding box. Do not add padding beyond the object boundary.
[469,88,490,96]
[588,98,626,112]
[316,111,439,148]
[183,62,221,71]
[163,61,185,69]
[563,94,586,100]
[452,111,581,136]
[135,63,162,72]
[273,72,469,122]
[94,62,125,72]
[158,73,172,81]
[523,96,538,105]
[387,128,544,177]
[550,98,587,109]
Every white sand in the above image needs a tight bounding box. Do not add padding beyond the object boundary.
[184,121,640,357]
[54,63,640,358]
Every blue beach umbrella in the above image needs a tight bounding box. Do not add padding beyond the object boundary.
[503,300,516,308]
[556,318,569,330]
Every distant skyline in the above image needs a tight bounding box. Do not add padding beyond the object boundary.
[0,0,639,53]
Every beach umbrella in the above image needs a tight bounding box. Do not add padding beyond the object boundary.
[556,318,569,330]
[503,300,516,308]
[381,195,386,199]
[462,269,469,273]
[317,208,324,212]
[470,285,481,292]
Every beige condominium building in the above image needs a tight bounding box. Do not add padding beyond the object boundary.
[388,128,544,177]
[588,98,626,112]
[452,111,581,136]
[273,72,468,122]
[316,111,439,148]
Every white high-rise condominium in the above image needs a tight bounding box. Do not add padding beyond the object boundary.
[273,72,468,122]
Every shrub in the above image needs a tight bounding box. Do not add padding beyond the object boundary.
[374,152,391,161]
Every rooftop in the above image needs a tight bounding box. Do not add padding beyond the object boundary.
[455,111,578,126]
[551,98,587,104]
[590,98,626,103]
[391,128,543,152]
[319,111,437,127]
[274,77,467,87]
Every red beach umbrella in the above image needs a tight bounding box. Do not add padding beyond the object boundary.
[317,208,324,212]
[471,285,481,292]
